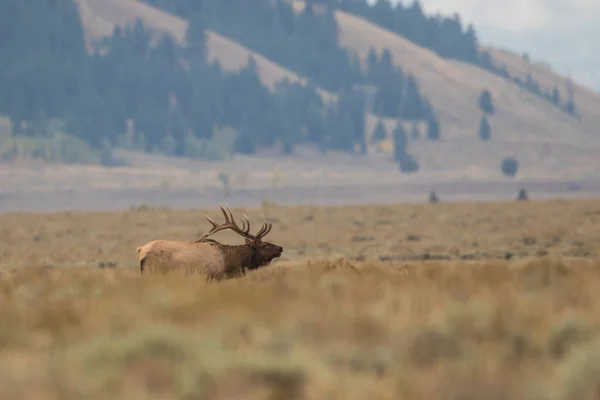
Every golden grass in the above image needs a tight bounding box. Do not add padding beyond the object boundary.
[2,198,600,269]
[1,199,600,398]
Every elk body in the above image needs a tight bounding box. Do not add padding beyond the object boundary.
[136,204,283,281]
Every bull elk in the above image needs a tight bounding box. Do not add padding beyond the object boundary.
[136,204,283,281]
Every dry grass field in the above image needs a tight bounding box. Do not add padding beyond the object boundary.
[2,199,600,399]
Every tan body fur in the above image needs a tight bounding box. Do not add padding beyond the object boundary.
[135,204,283,281]
[137,239,264,280]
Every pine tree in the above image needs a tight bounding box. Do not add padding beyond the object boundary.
[234,126,257,154]
[478,89,495,115]
[398,152,419,173]
[393,121,407,162]
[359,139,367,155]
[371,119,387,143]
[566,98,576,115]
[410,121,420,139]
[501,157,519,177]
[381,48,393,70]
[552,87,561,105]
[366,47,379,81]
[478,115,491,141]
[426,113,440,141]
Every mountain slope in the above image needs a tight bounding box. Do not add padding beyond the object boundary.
[76,0,325,95]
[74,0,400,139]
[73,0,600,180]
[484,46,600,134]
[291,1,600,150]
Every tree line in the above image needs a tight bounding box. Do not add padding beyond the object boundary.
[143,0,360,93]
[143,0,433,120]
[0,0,436,161]
[337,0,480,65]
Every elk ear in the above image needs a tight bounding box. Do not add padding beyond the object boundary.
[245,238,253,246]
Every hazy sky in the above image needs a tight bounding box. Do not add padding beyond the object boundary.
[408,0,600,31]
[389,0,599,89]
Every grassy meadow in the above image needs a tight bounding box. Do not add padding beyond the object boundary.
[2,198,600,399]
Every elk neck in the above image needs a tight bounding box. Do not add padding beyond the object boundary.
[219,243,259,269]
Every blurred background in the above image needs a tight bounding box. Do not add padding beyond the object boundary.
[0,0,598,212]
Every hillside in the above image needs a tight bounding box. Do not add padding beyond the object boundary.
[485,46,600,134]
[1,0,584,194]
[78,0,600,152]
[75,0,406,139]
[292,1,600,146]
[76,0,316,93]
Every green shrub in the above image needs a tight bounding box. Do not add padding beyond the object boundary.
[0,132,103,165]
[478,115,491,141]
[398,153,419,173]
[501,157,519,177]
[181,126,237,161]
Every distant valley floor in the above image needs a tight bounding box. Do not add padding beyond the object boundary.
[1,151,600,213]
[1,172,599,213]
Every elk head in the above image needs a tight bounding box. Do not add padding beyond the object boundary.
[196,204,283,270]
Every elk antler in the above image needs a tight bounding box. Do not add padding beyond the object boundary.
[255,220,272,241]
[196,203,272,243]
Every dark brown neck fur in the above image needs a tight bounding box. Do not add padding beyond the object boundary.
[219,243,258,269]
